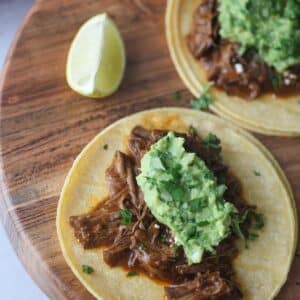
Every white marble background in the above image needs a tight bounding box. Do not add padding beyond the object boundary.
[0,1,48,299]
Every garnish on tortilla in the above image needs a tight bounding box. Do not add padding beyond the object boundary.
[137,132,237,264]
[190,83,212,110]
[118,208,133,225]
[82,265,94,274]
[186,0,300,99]
[68,125,265,299]
[203,133,221,150]
[57,109,296,299]
[253,170,261,176]
[127,271,139,277]
[174,90,181,101]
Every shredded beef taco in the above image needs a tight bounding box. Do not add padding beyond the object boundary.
[166,0,300,136]
[57,108,297,299]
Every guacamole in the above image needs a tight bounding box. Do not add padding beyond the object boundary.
[136,132,237,264]
[218,0,300,72]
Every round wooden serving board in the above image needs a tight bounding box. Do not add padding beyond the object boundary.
[0,0,299,299]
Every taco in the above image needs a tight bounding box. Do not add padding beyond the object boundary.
[166,0,300,136]
[57,108,297,299]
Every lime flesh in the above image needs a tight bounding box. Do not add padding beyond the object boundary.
[66,13,126,98]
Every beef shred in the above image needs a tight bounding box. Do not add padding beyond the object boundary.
[187,0,300,99]
[69,126,250,299]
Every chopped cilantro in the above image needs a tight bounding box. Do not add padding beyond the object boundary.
[103,144,109,150]
[253,213,265,229]
[190,83,212,110]
[82,265,94,274]
[240,209,250,223]
[269,73,282,91]
[160,233,168,243]
[118,208,133,225]
[175,90,181,101]
[247,232,259,241]
[139,243,146,251]
[231,209,264,248]
[127,271,139,277]
[231,214,246,241]
[170,187,184,202]
[242,209,265,230]
[203,133,221,150]
[253,170,261,176]
[160,180,185,202]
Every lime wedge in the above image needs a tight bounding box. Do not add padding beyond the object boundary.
[66,13,126,98]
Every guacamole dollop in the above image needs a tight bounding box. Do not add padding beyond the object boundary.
[136,132,236,264]
[218,0,300,72]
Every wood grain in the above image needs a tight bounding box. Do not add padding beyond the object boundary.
[0,0,299,299]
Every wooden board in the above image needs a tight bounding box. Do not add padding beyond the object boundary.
[0,0,299,299]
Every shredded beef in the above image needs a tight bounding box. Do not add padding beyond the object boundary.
[165,272,242,300]
[187,0,300,99]
[187,0,219,59]
[69,126,250,299]
[128,126,165,167]
[103,227,132,266]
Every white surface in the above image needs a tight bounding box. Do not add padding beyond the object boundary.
[0,226,48,300]
[0,1,48,299]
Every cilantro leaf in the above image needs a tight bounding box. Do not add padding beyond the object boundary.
[170,187,184,202]
[190,83,212,110]
[240,209,250,223]
[203,133,221,150]
[253,170,261,176]
[247,232,259,241]
[127,271,139,277]
[253,212,265,229]
[103,144,109,150]
[118,208,133,225]
[269,72,282,91]
[231,209,265,248]
[82,265,94,274]
[161,180,185,202]
[160,233,168,243]
[175,90,181,101]
[231,214,246,241]
[139,243,146,251]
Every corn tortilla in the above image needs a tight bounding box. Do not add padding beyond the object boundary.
[57,108,297,299]
[165,0,300,136]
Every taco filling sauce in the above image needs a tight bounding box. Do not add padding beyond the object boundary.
[69,126,264,299]
[187,0,300,99]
